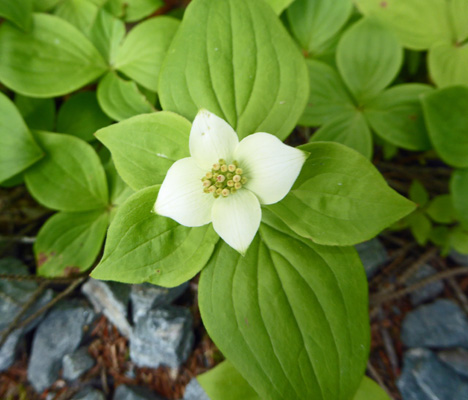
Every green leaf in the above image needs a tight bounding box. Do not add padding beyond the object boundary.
[56,91,112,142]
[97,72,155,121]
[352,377,391,400]
[287,0,352,55]
[451,169,468,230]
[428,42,468,88]
[311,111,373,159]
[105,160,134,207]
[198,360,260,400]
[450,0,468,43]
[35,209,109,277]
[363,84,432,151]
[158,0,309,141]
[354,0,451,50]
[426,194,455,224]
[299,59,355,127]
[88,8,125,64]
[54,0,99,35]
[91,186,219,287]
[33,0,60,12]
[199,209,369,400]
[0,0,32,31]
[450,227,468,255]
[0,13,107,97]
[0,92,43,183]
[267,142,416,246]
[421,86,468,168]
[14,94,55,131]
[429,226,450,253]
[24,131,108,211]
[409,180,429,208]
[95,111,191,191]
[408,212,432,245]
[115,17,180,92]
[105,0,164,22]
[263,0,294,15]
[337,17,403,101]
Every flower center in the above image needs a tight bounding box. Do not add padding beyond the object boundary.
[201,158,247,198]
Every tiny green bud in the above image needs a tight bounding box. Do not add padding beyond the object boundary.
[233,175,241,183]
[226,173,233,179]
[216,188,222,195]
[227,180,234,187]
[217,175,226,183]
[219,159,226,165]
[220,165,228,172]
[203,180,211,187]
[241,177,247,184]
[212,163,220,171]
[221,188,230,197]
[235,168,243,175]
[228,164,236,172]
[230,188,237,194]
[206,172,213,179]
[234,182,242,189]
[216,182,223,188]
[208,186,216,193]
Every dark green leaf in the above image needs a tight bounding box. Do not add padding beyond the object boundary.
[409,180,429,208]
[0,0,32,31]
[451,169,468,230]
[15,94,55,131]
[408,212,432,245]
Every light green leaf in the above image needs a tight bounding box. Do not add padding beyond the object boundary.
[115,17,180,91]
[421,86,468,168]
[409,180,429,208]
[451,169,468,230]
[105,0,164,22]
[426,194,455,224]
[263,0,294,15]
[14,94,55,131]
[450,226,468,255]
[0,92,43,183]
[199,209,369,400]
[54,0,99,35]
[408,212,432,245]
[104,160,134,207]
[158,0,308,141]
[299,59,355,127]
[363,84,432,151]
[97,72,155,121]
[91,186,219,287]
[287,0,352,55]
[352,376,391,400]
[0,0,32,31]
[450,0,468,43]
[56,91,111,142]
[267,142,416,246]
[354,0,451,50]
[95,112,191,191]
[311,111,373,159]
[198,360,260,400]
[24,131,108,211]
[88,8,125,64]
[337,17,403,101]
[0,13,107,97]
[35,210,109,277]
[428,42,468,88]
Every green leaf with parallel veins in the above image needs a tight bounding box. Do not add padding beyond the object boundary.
[97,72,155,121]
[354,0,451,50]
[451,169,468,230]
[421,86,468,168]
[0,14,107,97]
[353,377,391,400]
[299,59,355,127]
[426,194,456,224]
[267,142,416,246]
[287,0,352,55]
[15,95,55,131]
[311,111,373,159]
[199,209,369,400]
[0,92,43,183]
[428,42,468,88]
[363,84,432,151]
[450,0,468,43]
[33,0,60,12]
[115,17,180,92]
[263,0,294,15]
[450,227,468,255]
[35,209,109,277]
[0,0,32,31]
[91,186,219,287]
[198,360,260,400]
[408,212,432,245]
[104,160,134,207]
[337,17,403,102]
[409,180,429,208]
[54,0,99,35]
[57,92,112,142]
[95,111,191,191]
[105,0,164,22]
[24,131,108,211]
[159,0,308,141]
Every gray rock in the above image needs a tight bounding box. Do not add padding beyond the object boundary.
[62,347,95,381]
[82,279,131,337]
[355,238,388,278]
[398,348,468,400]
[438,348,468,379]
[130,282,188,323]
[449,250,468,266]
[401,299,468,349]
[455,383,468,400]
[130,306,193,369]
[405,264,444,306]
[0,330,22,371]
[184,378,209,400]
[27,301,96,393]
[113,385,164,400]
[72,387,106,400]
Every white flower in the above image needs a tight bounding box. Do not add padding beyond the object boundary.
[154,109,308,255]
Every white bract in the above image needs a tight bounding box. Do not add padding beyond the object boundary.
[154,109,308,255]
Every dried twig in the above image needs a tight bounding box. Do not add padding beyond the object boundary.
[366,361,394,399]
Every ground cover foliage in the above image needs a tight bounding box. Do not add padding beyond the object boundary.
[0,0,467,399]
